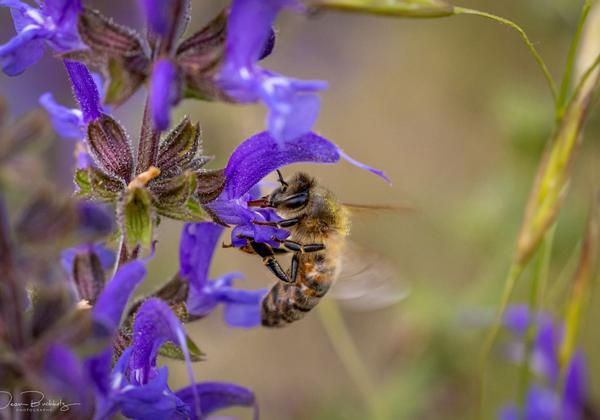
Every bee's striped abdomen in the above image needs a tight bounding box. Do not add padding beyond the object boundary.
[261,252,337,327]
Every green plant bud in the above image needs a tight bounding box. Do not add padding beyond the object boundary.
[120,187,154,250]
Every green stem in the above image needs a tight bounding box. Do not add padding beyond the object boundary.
[479,262,524,416]
[516,228,555,416]
[557,0,593,117]
[317,300,385,420]
[567,51,600,107]
[454,7,558,104]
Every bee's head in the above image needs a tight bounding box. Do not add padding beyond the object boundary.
[248,171,314,215]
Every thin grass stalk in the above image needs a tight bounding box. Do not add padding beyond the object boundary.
[453,7,558,104]
[317,300,385,420]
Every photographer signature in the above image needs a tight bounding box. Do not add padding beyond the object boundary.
[0,391,80,412]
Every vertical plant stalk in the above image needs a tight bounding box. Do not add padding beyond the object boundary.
[453,7,558,104]
[559,197,599,369]
[317,300,385,420]
[136,98,161,175]
[557,0,593,117]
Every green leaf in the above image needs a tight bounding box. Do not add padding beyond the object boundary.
[121,187,154,250]
[159,335,205,362]
[308,0,454,17]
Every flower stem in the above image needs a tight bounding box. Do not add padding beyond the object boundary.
[454,7,558,105]
[317,300,385,420]
[479,262,524,415]
[556,0,593,119]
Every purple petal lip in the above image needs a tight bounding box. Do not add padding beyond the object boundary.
[179,222,267,328]
[150,58,179,131]
[0,0,83,75]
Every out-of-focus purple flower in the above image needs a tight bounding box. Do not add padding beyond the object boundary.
[76,201,115,236]
[216,0,327,142]
[150,58,180,131]
[175,382,259,420]
[499,306,589,420]
[140,0,188,38]
[60,243,115,274]
[0,0,84,75]
[205,130,389,247]
[40,70,106,139]
[180,222,268,328]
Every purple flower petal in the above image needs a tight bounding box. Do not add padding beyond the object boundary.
[65,60,102,123]
[76,201,115,237]
[563,351,587,419]
[43,0,83,51]
[175,382,258,420]
[129,298,195,393]
[140,0,180,37]
[43,344,94,416]
[222,131,338,199]
[221,131,389,200]
[217,0,326,141]
[119,367,190,419]
[39,92,84,138]
[150,58,180,131]
[92,260,146,331]
[180,222,223,289]
[0,26,45,76]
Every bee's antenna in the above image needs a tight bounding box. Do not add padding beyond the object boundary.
[276,169,288,189]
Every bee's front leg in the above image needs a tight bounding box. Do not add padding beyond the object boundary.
[247,240,293,283]
[273,238,325,253]
[252,217,300,228]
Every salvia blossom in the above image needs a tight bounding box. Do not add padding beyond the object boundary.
[499,306,590,420]
[0,0,84,75]
[217,0,328,142]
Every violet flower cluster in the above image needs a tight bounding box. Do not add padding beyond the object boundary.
[499,306,590,420]
[0,0,389,418]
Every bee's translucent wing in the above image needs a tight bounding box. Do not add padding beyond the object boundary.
[329,241,410,311]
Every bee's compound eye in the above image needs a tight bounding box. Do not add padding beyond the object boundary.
[279,192,308,209]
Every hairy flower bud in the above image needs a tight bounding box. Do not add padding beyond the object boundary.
[87,114,134,183]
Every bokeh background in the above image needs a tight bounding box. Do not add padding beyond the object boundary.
[2,0,599,418]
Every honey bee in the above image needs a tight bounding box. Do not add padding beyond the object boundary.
[241,170,407,327]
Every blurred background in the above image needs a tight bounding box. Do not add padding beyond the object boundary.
[2,0,599,418]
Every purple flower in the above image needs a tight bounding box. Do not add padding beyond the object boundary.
[216,0,327,142]
[0,0,84,76]
[95,298,258,419]
[499,307,589,420]
[40,69,106,139]
[206,130,389,247]
[180,222,268,328]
